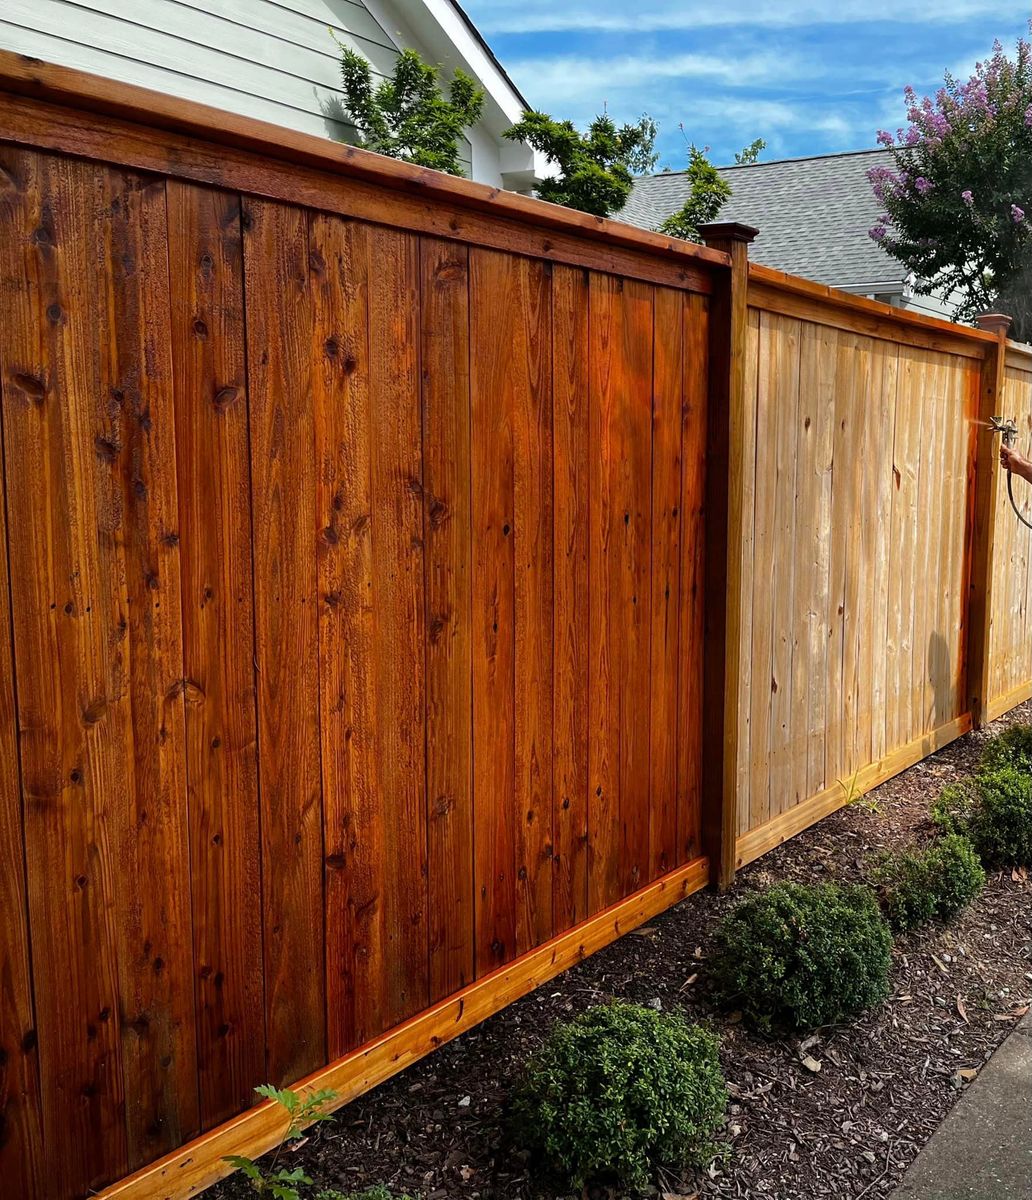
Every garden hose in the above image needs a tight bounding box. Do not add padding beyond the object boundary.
[990,416,1032,531]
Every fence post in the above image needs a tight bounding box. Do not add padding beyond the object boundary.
[966,311,1012,729]
[698,221,758,891]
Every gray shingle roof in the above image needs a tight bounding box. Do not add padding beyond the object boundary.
[621,148,906,291]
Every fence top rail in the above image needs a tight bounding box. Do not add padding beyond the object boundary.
[1006,343,1032,372]
[0,49,731,276]
[749,261,998,353]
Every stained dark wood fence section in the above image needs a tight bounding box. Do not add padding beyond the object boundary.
[0,123,712,1197]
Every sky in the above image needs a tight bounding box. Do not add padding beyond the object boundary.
[462,1,1032,168]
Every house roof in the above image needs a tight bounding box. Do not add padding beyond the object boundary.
[622,147,907,292]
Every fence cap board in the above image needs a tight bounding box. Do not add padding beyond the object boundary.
[0,50,730,275]
[749,261,998,351]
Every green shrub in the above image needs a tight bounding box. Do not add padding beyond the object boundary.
[873,834,986,932]
[968,766,1032,866]
[711,882,892,1032]
[511,1002,726,1190]
[930,782,976,836]
[980,723,1032,773]
[319,1189,417,1200]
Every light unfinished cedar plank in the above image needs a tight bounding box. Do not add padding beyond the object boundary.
[167,180,265,1128]
[806,322,837,800]
[747,312,777,832]
[895,352,921,747]
[648,286,684,879]
[767,313,801,819]
[839,333,868,781]
[735,307,760,837]
[825,328,854,785]
[243,197,325,1083]
[790,322,819,811]
[849,336,877,777]
[910,353,940,737]
[869,343,900,762]
[419,237,474,1004]
[309,212,379,1054]
[677,293,708,861]
[366,226,430,1021]
[551,264,589,932]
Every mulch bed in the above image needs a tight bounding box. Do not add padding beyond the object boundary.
[211,706,1032,1200]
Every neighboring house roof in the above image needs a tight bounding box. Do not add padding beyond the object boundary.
[622,148,907,293]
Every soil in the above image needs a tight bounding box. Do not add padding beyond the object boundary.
[210,705,1032,1200]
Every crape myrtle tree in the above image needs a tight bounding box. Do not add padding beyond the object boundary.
[502,110,659,217]
[334,41,485,177]
[868,31,1032,340]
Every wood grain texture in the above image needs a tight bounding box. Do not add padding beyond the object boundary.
[420,236,474,1003]
[588,273,653,911]
[551,264,590,933]
[0,237,44,1195]
[648,286,683,880]
[167,180,265,1130]
[242,197,324,1084]
[366,225,429,1027]
[0,149,198,1192]
[309,211,375,1057]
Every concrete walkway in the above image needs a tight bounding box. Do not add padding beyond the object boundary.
[891,1015,1032,1199]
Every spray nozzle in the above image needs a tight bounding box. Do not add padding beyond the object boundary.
[989,416,1018,447]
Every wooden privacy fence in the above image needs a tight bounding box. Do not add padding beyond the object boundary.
[0,51,1029,1200]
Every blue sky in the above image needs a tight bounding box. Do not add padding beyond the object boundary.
[463,1,1032,168]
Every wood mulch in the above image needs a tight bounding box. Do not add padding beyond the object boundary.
[210,705,1032,1200]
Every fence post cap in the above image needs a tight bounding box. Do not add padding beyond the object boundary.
[698,221,759,247]
[975,311,1012,335]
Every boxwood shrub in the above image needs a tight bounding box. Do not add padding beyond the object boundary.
[510,1002,726,1190]
[968,766,1032,866]
[872,834,985,932]
[711,882,892,1032]
[980,723,1032,773]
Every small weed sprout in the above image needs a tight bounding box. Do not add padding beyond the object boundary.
[224,1085,338,1200]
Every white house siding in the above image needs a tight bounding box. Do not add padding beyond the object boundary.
[0,0,494,181]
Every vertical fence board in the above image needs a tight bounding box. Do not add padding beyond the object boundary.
[470,248,517,972]
[511,259,554,956]
[167,181,265,1130]
[677,293,708,862]
[420,236,474,1003]
[0,147,129,1199]
[588,274,653,910]
[0,228,44,1194]
[367,226,429,1024]
[648,286,683,880]
[309,212,376,1055]
[551,264,589,932]
[243,198,325,1083]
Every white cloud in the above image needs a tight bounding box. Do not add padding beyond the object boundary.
[471,0,1024,34]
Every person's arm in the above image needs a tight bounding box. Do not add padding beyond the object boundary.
[1000,443,1032,484]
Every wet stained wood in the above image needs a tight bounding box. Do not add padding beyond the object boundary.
[588,273,654,912]
[420,237,474,1003]
[678,293,708,863]
[551,264,590,932]
[166,180,265,1129]
[242,197,325,1084]
[310,212,378,1055]
[366,226,429,1027]
[648,286,683,880]
[0,266,44,1197]
[0,148,198,1191]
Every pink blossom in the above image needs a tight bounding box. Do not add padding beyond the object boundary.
[869,224,887,242]
[1012,204,1025,223]
[961,189,974,205]
[915,176,934,195]
[876,129,894,147]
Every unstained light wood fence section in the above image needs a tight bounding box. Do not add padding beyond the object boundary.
[987,344,1032,717]
[735,269,982,864]
[0,85,714,1200]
